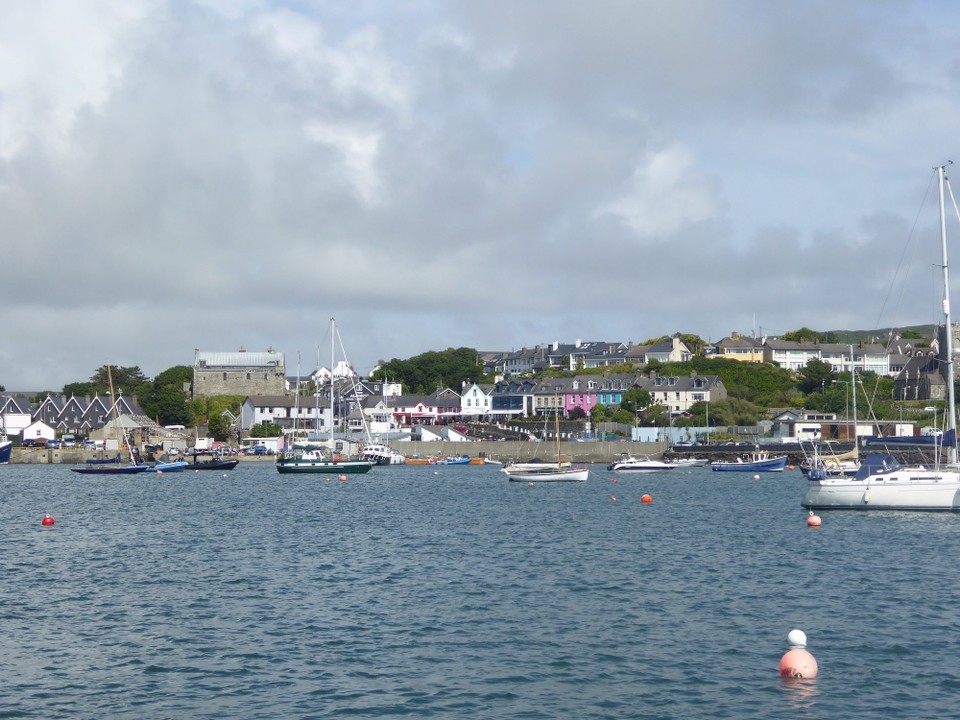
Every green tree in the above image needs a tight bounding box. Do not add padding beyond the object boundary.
[618,387,652,414]
[591,404,609,422]
[370,347,483,394]
[208,413,236,441]
[62,381,94,397]
[707,397,760,426]
[89,365,150,398]
[796,359,838,395]
[251,422,282,438]
[139,365,193,426]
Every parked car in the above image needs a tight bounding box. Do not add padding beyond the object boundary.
[46,439,62,449]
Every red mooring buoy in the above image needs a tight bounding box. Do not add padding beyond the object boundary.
[641,494,653,504]
[41,514,55,526]
[779,629,818,679]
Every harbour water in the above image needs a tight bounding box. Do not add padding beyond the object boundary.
[2,462,959,718]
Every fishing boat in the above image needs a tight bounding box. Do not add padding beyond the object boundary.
[607,455,677,472]
[442,455,472,465]
[803,164,960,510]
[711,448,787,472]
[73,366,151,475]
[0,438,11,464]
[276,444,374,474]
[502,402,589,482]
[275,318,375,475]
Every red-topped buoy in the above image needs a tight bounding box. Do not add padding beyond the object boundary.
[807,511,822,527]
[41,514,55,526]
[338,474,347,482]
[611,477,619,484]
[641,494,653,504]
[779,629,818,679]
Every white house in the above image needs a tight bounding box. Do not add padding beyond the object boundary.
[460,383,492,417]
[21,420,55,443]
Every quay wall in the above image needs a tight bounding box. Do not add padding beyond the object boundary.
[8,441,671,465]
[8,441,844,466]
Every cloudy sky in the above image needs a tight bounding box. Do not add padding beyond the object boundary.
[3,0,960,390]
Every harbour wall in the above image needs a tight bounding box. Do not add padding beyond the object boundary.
[9,441,670,465]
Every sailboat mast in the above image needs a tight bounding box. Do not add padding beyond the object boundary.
[938,165,958,465]
[848,345,858,453]
[330,317,336,444]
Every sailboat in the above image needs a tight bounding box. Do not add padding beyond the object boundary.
[502,398,588,482]
[803,164,960,510]
[275,319,375,475]
[73,366,151,475]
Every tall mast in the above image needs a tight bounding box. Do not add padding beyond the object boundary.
[330,317,336,444]
[849,345,857,455]
[938,165,958,465]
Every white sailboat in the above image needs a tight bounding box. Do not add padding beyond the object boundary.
[502,399,588,482]
[803,164,960,510]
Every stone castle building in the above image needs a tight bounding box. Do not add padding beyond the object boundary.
[192,348,286,399]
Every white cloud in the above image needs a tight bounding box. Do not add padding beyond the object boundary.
[595,146,723,237]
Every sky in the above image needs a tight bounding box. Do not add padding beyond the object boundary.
[4,0,960,391]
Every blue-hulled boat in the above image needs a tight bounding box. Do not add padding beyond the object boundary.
[711,449,788,472]
[152,459,191,472]
[0,439,11,464]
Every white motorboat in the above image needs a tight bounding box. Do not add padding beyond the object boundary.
[802,164,960,511]
[607,456,677,473]
[361,442,405,465]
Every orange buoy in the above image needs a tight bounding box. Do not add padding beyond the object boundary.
[41,514,55,526]
[807,511,822,527]
[788,465,795,471]
[157,470,164,475]
[779,629,818,679]
[780,648,818,678]
[611,477,619,484]
[338,474,347,482]
[641,494,653,504]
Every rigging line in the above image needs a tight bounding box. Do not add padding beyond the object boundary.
[873,170,939,331]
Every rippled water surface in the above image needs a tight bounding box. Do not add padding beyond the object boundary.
[2,462,960,718]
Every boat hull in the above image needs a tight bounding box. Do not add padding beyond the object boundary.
[276,459,374,474]
[608,460,677,472]
[802,475,960,511]
[503,466,589,482]
[72,465,152,475]
[712,456,787,472]
[189,459,240,470]
[153,460,191,472]
[0,440,11,464]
